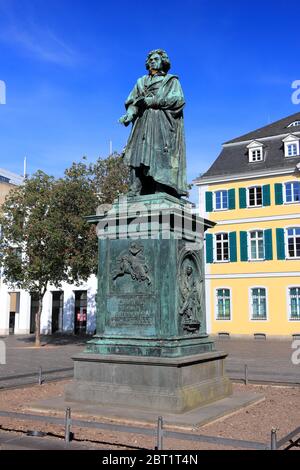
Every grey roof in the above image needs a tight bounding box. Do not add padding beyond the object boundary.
[0,168,24,185]
[195,112,300,182]
[224,111,300,144]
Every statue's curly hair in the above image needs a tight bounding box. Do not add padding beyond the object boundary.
[145,49,171,73]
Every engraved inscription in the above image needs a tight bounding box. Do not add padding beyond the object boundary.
[107,297,153,327]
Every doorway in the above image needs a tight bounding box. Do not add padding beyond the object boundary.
[30,293,39,334]
[9,312,15,334]
[74,291,87,334]
[9,292,20,335]
[52,291,63,333]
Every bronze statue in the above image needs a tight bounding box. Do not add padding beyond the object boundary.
[119,49,188,198]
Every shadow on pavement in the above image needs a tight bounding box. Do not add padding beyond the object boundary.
[12,333,93,347]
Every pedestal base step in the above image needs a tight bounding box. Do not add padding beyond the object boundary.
[29,391,264,429]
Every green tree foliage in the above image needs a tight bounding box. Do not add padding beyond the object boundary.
[0,153,129,346]
[93,152,129,205]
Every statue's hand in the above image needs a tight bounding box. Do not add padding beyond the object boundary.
[119,114,132,126]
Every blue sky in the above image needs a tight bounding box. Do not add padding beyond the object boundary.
[0,0,300,202]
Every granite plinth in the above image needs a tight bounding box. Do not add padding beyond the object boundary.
[65,351,232,413]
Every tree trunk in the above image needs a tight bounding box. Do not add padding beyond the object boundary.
[35,294,44,347]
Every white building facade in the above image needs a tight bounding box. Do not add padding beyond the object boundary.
[0,167,97,336]
[0,277,97,336]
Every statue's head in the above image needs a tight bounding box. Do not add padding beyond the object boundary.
[145,49,171,74]
[186,265,193,276]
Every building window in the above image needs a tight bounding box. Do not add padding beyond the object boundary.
[215,233,229,262]
[285,182,300,203]
[249,148,263,162]
[248,186,262,207]
[249,230,264,260]
[216,289,231,320]
[286,227,300,258]
[289,287,300,320]
[287,143,298,156]
[283,135,300,157]
[214,190,228,210]
[251,288,267,320]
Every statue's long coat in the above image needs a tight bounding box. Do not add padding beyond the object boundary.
[123,73,188,196]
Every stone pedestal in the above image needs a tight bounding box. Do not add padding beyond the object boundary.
[66,193,232,411]
[65,351,231,412]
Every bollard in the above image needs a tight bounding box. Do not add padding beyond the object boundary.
[38,367,43,385]
[270,428,277,450]
[244,364,248,385]
[156,416,163,450]
[65,407,72,445]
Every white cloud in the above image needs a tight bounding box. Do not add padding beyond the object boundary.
[0,0,80,66]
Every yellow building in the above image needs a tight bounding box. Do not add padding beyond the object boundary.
[195,112,300,338]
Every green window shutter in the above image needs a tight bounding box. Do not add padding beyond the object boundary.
[206,233,214,263]
[276,228,285,260]
[240,231,248,261]
[262,185,271,206]
[264,229,273,260]
[239,188,247,209]
[229,232,237,262]
[275,183,283,205]
[205,191,213,212]
[228,189,236,210]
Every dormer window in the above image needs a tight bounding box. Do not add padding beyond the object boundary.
[250,149,262,161]
[288,121,300,127]
[282,134,300,157]
[247,140,264,163]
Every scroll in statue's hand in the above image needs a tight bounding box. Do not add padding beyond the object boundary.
[118,114,132,127]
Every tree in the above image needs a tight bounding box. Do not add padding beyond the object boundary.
[0,170,97,346]
[92,152,129,205]
[0,154,129,346]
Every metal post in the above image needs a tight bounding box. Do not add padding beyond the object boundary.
[38,366,43,385]
[156,416,163,450]
[65,407,72,444]
[244,364,248,385]
[271,428,277,450]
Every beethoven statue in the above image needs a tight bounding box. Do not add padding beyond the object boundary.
[119,49,188,198]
